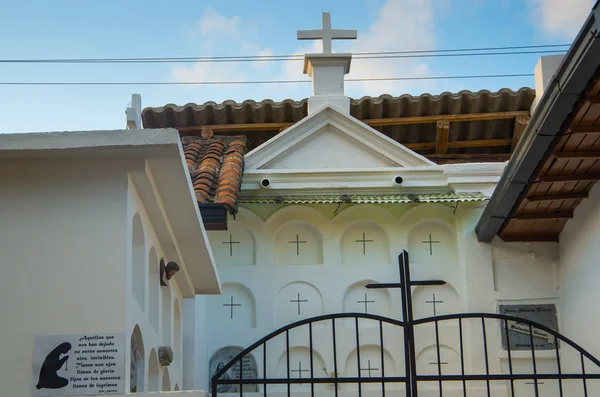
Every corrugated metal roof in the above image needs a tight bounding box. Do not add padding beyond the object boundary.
[238,193,487,204]
[142,88,535,155]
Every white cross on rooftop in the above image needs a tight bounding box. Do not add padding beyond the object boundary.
[297,12,357,54]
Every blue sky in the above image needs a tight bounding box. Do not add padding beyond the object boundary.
[0,0,595,133]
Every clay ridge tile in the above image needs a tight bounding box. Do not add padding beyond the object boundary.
[181,135,246,213]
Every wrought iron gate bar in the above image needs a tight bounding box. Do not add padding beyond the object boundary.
[379,319,386,397]
[412,374,600,381]
[214,373,600,386]
[211,251,600,397]
[528,324,539,397]
[355,317,362,397]
[331,318,338,397]
[504,318,515,397]
[214,376,409,385]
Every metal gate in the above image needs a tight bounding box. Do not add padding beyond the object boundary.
[211,251,600,397]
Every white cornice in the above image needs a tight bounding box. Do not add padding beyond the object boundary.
[241,162,507,197]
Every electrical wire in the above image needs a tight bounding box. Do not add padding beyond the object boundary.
[0,44,570,64]
[0,73,535,86]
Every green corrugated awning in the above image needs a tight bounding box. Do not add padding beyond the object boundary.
[238,193,487,204]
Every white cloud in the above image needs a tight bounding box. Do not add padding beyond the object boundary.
[170,7,279,100]
[527,0,594,39]
[195,7,242,38]
[346,0,437,97]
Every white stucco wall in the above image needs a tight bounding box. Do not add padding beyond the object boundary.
[0,157,192,395]
[0,160,129,397]
[559,182,600,370]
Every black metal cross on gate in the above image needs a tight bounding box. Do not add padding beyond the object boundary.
[360,360,379,377]
[288,234,307,256]
[355,232,374,254]
[429,360,448,366]
[222,234,240,256]
[289,293,308,315]
[421,234,440,255]
[357,293,375,313]
[425,293,444,316]
[290,361,310,379]
[223,296,241,319]
[366,250,446,397]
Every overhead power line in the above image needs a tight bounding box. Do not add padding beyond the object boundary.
[0,73,534,86]
[0,44,570,64]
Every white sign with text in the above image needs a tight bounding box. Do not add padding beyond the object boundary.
[33,333,125,396]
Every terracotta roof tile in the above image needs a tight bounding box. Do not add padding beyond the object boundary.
[181,135,246,214]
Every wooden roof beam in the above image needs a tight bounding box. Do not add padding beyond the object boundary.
[552,151,600,159]
[567,125,600,134]
[435,120,450,154]
[526,192,589,202]
[511,114,530,152]
[363,110,530,127]
[537,173,600,182]
[515,211,574,220]
[587,96,600,104]
[501,234,559,242]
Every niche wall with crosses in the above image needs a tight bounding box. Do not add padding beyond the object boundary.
[204,203,476,385]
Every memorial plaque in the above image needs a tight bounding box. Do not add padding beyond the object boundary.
[210,347,258,393]
[499,304,558,351]
[33,333,125,396]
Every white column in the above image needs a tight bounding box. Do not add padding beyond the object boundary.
[127,93,143,129]
[531,55,565,114]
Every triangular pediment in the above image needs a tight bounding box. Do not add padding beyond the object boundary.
[245,106,435,170]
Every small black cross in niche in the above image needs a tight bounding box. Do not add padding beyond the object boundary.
[289,293,308,315]
[421,233,441,255]
[290,361,310,379]
[223,296,241,319]
[288,234,307,256]
[355,232,374,255]
[525,380,545,386]
[357,293,375,313]
[429,361,448,366]
[222,234,240,256]
[360,360,379,377]
[425,293,444,316]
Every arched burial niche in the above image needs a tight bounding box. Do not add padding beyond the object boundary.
[407,221,457,282]
[208,224,256,266]
[415,344,461,376]
[274,221,323,265]
[343,280,392,318]
[275,282,324,327]
[276,347,327,389]
[131,213,145,310]
[162,367,171,391]
[148,348,160,391]
[162,281,171,345]
[148,247,159,331]
[341,221,391,265]
[213,283,256,328]
[345,345,397,379]
[209,347,258,393]
[412,284,461,320]
[130,325,145,392]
